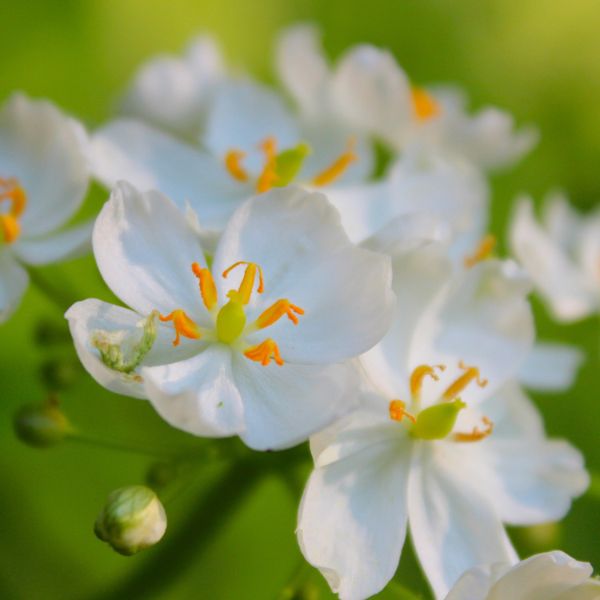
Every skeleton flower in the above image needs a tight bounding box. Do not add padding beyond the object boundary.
[66,183,394,450]
[277,25,538,171]
[446,551,600,600]
[510,193,600,322]
[0,94,91,322]
[297,228,588,600]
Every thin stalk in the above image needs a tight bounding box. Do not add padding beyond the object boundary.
[68,432,173,459]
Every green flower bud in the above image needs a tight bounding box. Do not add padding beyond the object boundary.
[39,357,79,391]
[14,401,72,448]
[146,461,178,489]
[274,142,311,187]
[412,399,466,440]
[34,318,71,346]
[94,486,167,556]
[216,299,246,343]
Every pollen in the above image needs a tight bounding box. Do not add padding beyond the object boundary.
[222,261,264,304]
[411,87,440,121]
[442,360,488,402]
[311,138,357,187]
[0,177,27,244]
[244,338,284,366]
[389,400,416,424]
[224,149,249,182]
[256,299,304,329]
[453,416,494,443]
[464,234,497,268]
[256,137,278,193]
[192,262,218,311]
[410,364,446,399]
[159,309,202,346]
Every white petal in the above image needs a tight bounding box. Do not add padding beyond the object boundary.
[142,344,245,437]
[276,25,330,118]
[91,119,243,231]
[233,355,359,450]
[0,94,89,237]
[519,342,584,392]
[331,45,412,147]
[120,35,224,138]
[213,186,395,364]
[65,299,198,399]
[93,181,208,317]
[14,219,93,265]
[510,197,597,322]
[0,251,28,323]
[408,442,517,599]
[556,580,600,600]
[298,435,411,600]
[203,80,299,168]
[444,564,498,600]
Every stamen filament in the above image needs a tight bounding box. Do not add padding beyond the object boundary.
[389,400,417,424]
[222,261,264,304]
[244,338,284,366]
[410,364,446,399]
[453,416,494,443]
[224,150,249,182]
[191,263,218,311]
[255,299,304,329]
[256,137,278,193]
[311,138,357,187]
[464,234,497,268]
[442,360,487,401]
[0,177,27,244]
[159,309,202,346]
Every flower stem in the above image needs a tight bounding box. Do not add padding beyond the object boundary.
[68,432,177,459]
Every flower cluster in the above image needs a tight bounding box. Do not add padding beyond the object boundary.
[6,24,598,600]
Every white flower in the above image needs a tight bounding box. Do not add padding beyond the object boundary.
[0,94,91,322]
[66,183,394,450]
[296,229,588,600]
[120,34,226,140]
[446,551,600,600]
[510,192,600,322]
[277,25,538,171]
[519,342,584,393]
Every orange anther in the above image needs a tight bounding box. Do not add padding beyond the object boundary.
[410,364,446,398]
[256,299,304,329]
[222,261,264,304]
[464,234,497,269]
[453,416,494,443]
[411,87,440,121]
[224,149,249,182]
[244,338,284,366]
[311,138,357,187]
[256,137,278,193]
[192,262,218,311]
[0,177,27,244]
[159,309,202,346]
[0,214,20,244]
[442,360,487,401]
[389,400,416,424]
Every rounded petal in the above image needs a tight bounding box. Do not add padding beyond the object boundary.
[213,186,395,364]
[298,436,411,600]
[142,344,244,437]
[91,119,243,231]
[519,342,584,392]
[330,45,412,147]
[233,355,358,450]
[93,181,209,318]
[408,442,517,599]
[0,94,89,237]
[0,251,28,323]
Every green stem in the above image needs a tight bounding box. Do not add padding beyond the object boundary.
[386,581,423,600]
[28,267,77,312]
[277,559,314,600]
[68,432,174,459]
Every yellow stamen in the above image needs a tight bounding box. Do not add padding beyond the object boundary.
[222,261,264,305]
[159,309,202,346]
[464,234,497,269]
[256,137,278,193]
[442,360,487,401]
[0,214,20,244]
[453,416,494,443]
[224,150,249,182]
[256,299,304,329]
[244,338,284,366]
[411,87,440,121]
[410,364,446,398]
[191,262,218,311]
[0,177,27,244]
[311,138,357,187]
[389,400,417,424]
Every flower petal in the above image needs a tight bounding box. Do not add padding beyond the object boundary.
[519,342,584,392]
[232,355,358,450]
[213,186,395,364]
[0,251,28,323]
[93,181,209,318]
[0,94,89,237]
[408,442,517,599]
[142,344,244,437]
[298,435,411,600]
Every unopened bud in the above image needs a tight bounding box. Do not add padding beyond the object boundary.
[413,399,466,440]
[39,357,79,391]
[94,486,167,556]
[146,461,178,489]
[14,401,72,447]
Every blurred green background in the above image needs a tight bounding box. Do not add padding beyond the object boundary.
[1,1,599,598]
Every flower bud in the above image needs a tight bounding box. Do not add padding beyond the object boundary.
[146,461,178,489]
[94,486,167,556]
[39,357,79,391]
[413,399,466,440]
[14,401,72,448]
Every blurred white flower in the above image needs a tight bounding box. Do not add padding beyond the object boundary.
[510,192,600,322]
[277,24,538,171]
[0,94,92,322]
[66,183,394,450]
[296,228,588,600]
[445,551,600,600]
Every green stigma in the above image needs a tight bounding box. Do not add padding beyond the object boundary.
[216,299,246,343]
[412,399,466,440]
[273,142,311,187]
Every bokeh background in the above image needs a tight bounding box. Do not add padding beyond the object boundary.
[1,1,599,598]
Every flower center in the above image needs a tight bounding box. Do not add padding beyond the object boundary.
[388,360,493,442]
[158,260,304,367]
[0,177,27,244]
[411,87,440,122]
[464,234,497,268]
[223,136,357,193]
